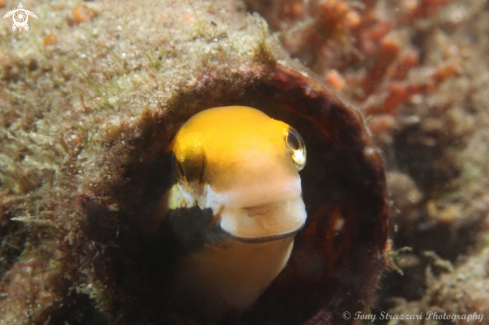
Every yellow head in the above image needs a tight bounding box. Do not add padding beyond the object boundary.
[166,106,307,240]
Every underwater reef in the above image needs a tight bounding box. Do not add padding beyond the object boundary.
[0,0,488,324]
[245,0,489,324]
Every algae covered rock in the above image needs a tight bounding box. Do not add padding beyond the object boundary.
[0,0,389,324]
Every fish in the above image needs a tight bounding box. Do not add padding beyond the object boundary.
[143,106,307,319]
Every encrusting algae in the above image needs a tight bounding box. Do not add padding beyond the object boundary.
[0,0,388,324]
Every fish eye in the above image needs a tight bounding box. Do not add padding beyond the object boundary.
[171,152,185,182]
[285,127,306,171]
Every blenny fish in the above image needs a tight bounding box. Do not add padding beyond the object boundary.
[144,106,307,318]
[78,61,388,325]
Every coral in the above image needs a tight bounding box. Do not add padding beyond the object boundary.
[246,0,489,323]
[247,0,461,132]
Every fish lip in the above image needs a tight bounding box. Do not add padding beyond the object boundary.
[219,194,307,242]
[225,223,305,243]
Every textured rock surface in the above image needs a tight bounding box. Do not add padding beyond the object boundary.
[0,0,274,323]
[1,0,390,324]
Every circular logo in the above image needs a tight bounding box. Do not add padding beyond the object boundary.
[2,3,38,32]
[13,10,28,29]
[342,311,351,320]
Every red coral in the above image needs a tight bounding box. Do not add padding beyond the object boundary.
[247,0,456,133]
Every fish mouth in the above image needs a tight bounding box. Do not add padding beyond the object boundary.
[219,195,307,242]
[227,224,305,243]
